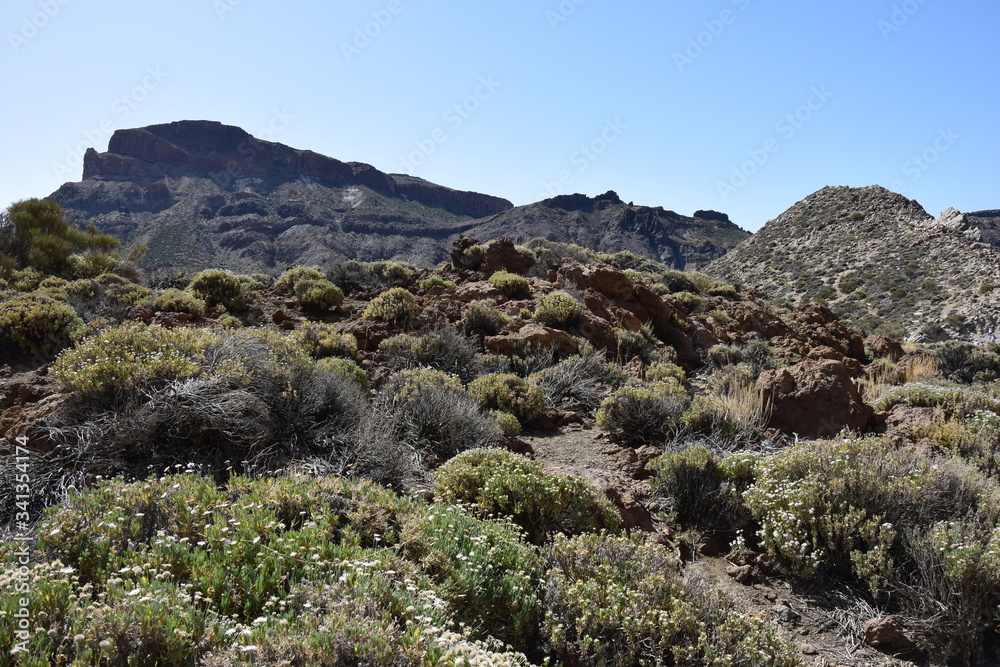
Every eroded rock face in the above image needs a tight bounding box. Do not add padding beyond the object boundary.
[480,237,536,276]
[758,359,874,438]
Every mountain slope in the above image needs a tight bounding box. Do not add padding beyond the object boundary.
[464,191,750,270]
[47,121,746,273]
[707,185,1000,341]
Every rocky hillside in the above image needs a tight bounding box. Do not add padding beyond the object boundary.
[465,191,749,270]
[48,120,747,274]
[707,185,1000,342]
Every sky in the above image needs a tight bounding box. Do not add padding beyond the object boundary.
[1,0,997,232]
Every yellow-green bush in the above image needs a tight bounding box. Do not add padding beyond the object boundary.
[646,359,686,383]
[488,270,530,299]
[218,313,242,329]
[463,299,510,335]
[386,368,462,403]
[542,533,800,666]
[187,269,246,311]
[151,288,207,317]
[651,446,756,530]
[435,448,621,544]
[468,373,546,425]
[0,292,83,360]
[533,290,581,328]
[361,287,421,323]
[293,277,344,311]
[291,321,358,360]
[93,272,152,305]
[595,380,687,445]
[418,275,457,292]
[51,321,217,396]
[275,265,325,292]
[317,356,369,392]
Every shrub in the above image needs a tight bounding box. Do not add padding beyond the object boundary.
[658,270,700,294]
[291,321,358,360]
[646,359,686,383]
[51,321,216,398]
[533,290,581,328]
[187,269,246,311]
[317,357,369,392]
[488,270,530,298]
[680,375,772,447]
[362,287,421,324]
[0,291,83,361]
[744,437,1000,661]
[613,326,659,363]
[934,340,1000,384]
[218,313,242,329]
[528,352,626,410]
[418,275,457,291]
[871,381,1000,416]
[275,265,325,292]
[151,288,207,317]
[367,261,416,285]
[468,373,546,426]
[377,328,481,382]
[435,449,621,544]
[293,278,344,311]
[541,533,800,666]
[383,368,462,403]
[93,272,152,305]
[674,291,704,312]
[463,299,510,335]
[493,410,522,438]
[651,446,755,529]
[595,381,687,445]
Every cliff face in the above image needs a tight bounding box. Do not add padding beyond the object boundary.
[707,185,1000,341]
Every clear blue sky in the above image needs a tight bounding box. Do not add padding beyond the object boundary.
[2,0,997,231]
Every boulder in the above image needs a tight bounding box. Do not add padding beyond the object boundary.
[862,616,913,649]
[758,359,873,438]
[867,335,906,362]
[480,237,536,276]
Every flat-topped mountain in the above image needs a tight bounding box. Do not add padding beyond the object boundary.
[47,121,746,273]
[707,185,1000,341]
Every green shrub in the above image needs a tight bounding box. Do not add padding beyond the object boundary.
[488,270,530,298]
[0,291,83,360]
[275,265,325,292]
[317,356,369,392]
[651,446,756,529]
[435,449,621,544]
[377,328,481,381]
[744,437,1000,661]
[293,278,344,311]
[871,381,1000,416]
[51,322,216,397]
[151,288,207,317]
[187,269,246,311]
[468,373,546,426]
[493,410,522,438]
[463,299,510,335]
[934,340,1000,384]
[542,533,800,666]
[533,290,581,328]
[93,272,152,305]
[291,321,358,360]
[384,367,462,403]
[367,261,416,285]
[528,352,626,410]
[362,287,421,324]
[418,275,457,291]
[613,326,659,363]
[646,359,686,383]
[218,313,242,329]
[674,291,704,312]
[595,381,687,445]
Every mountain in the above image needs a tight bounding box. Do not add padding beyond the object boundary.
[706,185,1000,341]
[47,120,747,273]
[463,192,749,270]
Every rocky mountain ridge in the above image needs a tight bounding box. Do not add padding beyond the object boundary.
[47,120,748,273]
[707,185,1000,342]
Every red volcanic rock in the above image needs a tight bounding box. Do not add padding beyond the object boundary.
[480,237,536,276]
[758,359,873,438]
